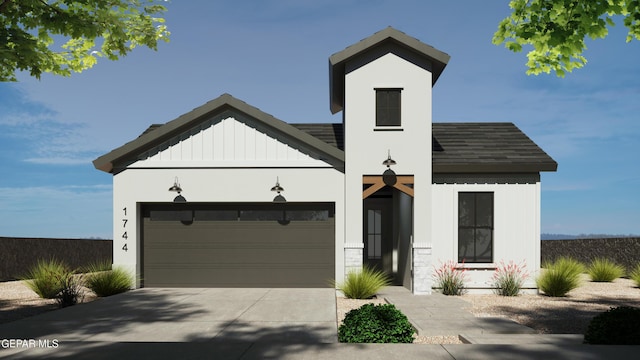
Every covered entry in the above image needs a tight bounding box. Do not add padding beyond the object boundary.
[363,176,414,289]
[142,203,335,287]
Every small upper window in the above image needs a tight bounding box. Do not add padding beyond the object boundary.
[375,88,402,127]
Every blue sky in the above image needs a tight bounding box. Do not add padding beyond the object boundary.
[1,1,639,239]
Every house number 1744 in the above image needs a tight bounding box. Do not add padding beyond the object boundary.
[121,207,128,252]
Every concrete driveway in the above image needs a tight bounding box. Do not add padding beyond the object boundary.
[0,288,337,359]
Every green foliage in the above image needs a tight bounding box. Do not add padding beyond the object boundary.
[494,0,640,76]
[21,258,84,307]
[629,263,640,287]
[333,266,391,299]
[536,257,584,297]
[0,0,170,81]
[586,258,625,282]
[433,260,467,296]
[492,260,529,296]
[85,263,133,297]
[21,258,69,299]
[584,306,640,344]
[338,303,415,343]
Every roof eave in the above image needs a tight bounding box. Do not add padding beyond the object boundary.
[433,162,558,173]
[93,94,345,174]
[329,27,450,114]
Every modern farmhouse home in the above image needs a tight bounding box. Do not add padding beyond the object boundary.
[94,27,557,294]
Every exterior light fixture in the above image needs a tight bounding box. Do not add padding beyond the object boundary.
[382,150,397,186]
[169,177,186,203]
[271,177,286,203]
[382,149,397,168]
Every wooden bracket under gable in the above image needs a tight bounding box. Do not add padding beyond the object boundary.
[362,175,414,199]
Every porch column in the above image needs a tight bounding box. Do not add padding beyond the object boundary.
[412,246,433,294]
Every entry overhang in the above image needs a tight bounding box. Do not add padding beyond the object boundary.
[363,175,414,199]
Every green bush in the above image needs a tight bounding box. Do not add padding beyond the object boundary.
[629,263,640,287]
[586,258,625,282]
[21,259,70,299]
[536,257,584,297]
[584,306,640,344]
[85,263,134,297]
[338,303,415,343]
[333,266,391,299]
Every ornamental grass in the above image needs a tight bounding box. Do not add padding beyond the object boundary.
[334,266,391,299]
[492,260,529,296]
[537,257,584,297]
[586,258,625,282]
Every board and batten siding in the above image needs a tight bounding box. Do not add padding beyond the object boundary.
[132,112,329,167]
[112,113,345,288]
[431,182,541,292]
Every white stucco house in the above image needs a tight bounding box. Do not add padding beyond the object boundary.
[93,27,557,294]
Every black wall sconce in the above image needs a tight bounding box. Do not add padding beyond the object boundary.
[382,150,397,186]
[271,177,286,202]
[169,177,187,203]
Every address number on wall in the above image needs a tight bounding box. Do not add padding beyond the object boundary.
[121,207,128,252]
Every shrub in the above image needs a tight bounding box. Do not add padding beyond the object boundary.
[492,260,529,296]
[536,257,584,297]
[338,303,415,343]
[21,259,70,299]
[56,273,85,308]
[629,263,640,287]
[584,306,640,344]
[433,260,467,296]
[586,258,625,282]
[85,263,134,297]
[333,266,391,299]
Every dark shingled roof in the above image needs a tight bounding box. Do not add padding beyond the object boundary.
[130,121,556,173]
[291,123,344,150]
[431,122,557,173]
[293,122,557,173]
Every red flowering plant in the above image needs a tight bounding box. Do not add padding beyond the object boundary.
[433,260,467,295]
[491,260,529,296]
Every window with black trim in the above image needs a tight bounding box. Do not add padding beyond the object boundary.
[458,192,493,263]
[375,88,401,126]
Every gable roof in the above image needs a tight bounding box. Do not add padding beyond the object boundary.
[92,94,345,173]
[292,122,557,173]
[329,27,450,114]
[432,122,557,173]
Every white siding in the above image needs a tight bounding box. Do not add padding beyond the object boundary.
[431,182,541,292]
[343,51,433,251]
[134,112,327,167]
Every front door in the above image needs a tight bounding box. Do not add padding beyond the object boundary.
[363,197,393,276]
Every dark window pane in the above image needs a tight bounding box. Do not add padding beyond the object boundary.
[195,210,238,221]
[475,229,493,262]
[458,229,475,262]
[476,193,494,227]
[376,89,401,126]
[458,193,475,227]
[458,192,494,263]
[150,210,192,222]
[285,210,329,221]
[239,210,282,221]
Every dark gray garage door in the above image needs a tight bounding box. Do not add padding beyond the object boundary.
[142,203,335,287]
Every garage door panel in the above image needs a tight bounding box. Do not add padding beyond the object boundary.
[142,203,335,287]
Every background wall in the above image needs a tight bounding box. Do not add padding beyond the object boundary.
[541,237,640,272]
[0,237,113,281]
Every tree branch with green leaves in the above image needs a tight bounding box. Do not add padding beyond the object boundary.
[493,0,640,76]
[0,0,169,81]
